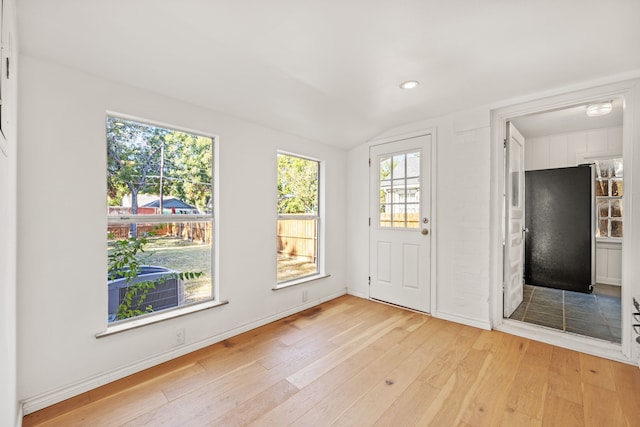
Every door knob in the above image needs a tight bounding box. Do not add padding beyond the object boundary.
[421,229,429,235]
[423,218,429,224]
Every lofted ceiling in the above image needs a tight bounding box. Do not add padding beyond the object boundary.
[17,0,640,149]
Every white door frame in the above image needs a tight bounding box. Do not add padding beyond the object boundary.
[368,128,438,315]
[489,79,640,363]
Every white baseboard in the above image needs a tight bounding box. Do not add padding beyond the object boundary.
[434,311,492,331]
[21,289,347,415]
[596,277,622,286]
[346,288,368,299]
[16,402,23,427]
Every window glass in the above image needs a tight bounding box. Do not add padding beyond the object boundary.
[277,153,320,283]
[107,116,213,323]
[594,158,623,239]
[378,150,421,228]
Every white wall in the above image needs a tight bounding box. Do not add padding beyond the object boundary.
[524,126,622,171]
[347,109,493,330]
[0,0,18,425]
[524,125,623,285]
[17,55,347,411]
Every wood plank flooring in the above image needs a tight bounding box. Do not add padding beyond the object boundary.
[23,295,640,426]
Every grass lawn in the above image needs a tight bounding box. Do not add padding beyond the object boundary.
[277,255,318,282]
[108,236,212,304]
[108,236,319,304]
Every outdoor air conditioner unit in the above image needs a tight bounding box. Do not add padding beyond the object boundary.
[108,266,184,322]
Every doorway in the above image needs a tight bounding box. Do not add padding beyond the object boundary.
[369,134,432,313]
[502,100,623,343]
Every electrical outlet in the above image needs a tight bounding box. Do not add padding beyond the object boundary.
[175,328,185,346]
[302,290,308,302]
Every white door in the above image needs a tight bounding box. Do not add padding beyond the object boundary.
[369,135,431,312]
[504,122,525,317]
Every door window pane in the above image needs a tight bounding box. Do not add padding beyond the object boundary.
[378,150,421,229]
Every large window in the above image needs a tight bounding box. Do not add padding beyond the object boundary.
[594,158,623,239]
[276,153,320,283]
[107,116,214,323]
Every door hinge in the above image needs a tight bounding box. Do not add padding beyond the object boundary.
[368,276,371,286]
[368,217,371,226]
[503,139,507,149]
[368,158,371,167]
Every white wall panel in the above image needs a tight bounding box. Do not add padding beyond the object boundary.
[587,128,609,153]
[346,143,370,298]
[548,134,568,168]
[525,126,622,171]
[0,1,18,425]
[567,131,588,164]
[608,126,623,154]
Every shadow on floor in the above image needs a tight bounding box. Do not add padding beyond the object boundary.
[509,283,621,343]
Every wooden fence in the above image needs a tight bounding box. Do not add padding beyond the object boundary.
[277,218,317,262]
[379,212,420,228]
[108,222,212,244]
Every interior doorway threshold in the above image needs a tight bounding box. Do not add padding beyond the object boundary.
[497,318,632,365]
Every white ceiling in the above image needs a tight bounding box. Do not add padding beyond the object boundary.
[511,99,624,139]
[17,0,640,149]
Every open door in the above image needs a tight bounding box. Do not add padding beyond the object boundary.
[369,135,431,312]
[504,122,525,317]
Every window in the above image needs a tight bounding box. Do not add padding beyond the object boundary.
[594,158,623,238]
[379,151,421,228]
[107,116,214,323]
[276,153,320,283]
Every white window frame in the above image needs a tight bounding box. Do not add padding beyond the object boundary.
[275,151,326,288]
[101,113,221,334]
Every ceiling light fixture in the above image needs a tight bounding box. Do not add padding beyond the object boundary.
[400,80,420,90]
[586,101,613,117]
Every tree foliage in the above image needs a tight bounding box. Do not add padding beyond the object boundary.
[107,117,212,213]
[277,154,319,214]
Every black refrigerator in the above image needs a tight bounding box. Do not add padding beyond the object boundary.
[524,166,595,293]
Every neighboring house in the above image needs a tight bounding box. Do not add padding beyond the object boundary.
[141,196,200,215]
[120,194,200,215]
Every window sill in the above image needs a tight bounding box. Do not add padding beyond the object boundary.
[272,274,331,290]
[95,299,229,338]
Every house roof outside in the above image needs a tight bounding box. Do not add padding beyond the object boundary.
[121,194,198,212]
[142,197,196,210]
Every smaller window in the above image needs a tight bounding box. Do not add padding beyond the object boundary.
[594,158,623,239]
[277,153,320,283]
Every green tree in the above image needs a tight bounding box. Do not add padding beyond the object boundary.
[277,154,318,214]
[107,117,169,223]
[107,117,213,229]
[161,132,213,211]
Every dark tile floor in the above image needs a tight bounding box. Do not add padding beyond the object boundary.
[509,283,621,343]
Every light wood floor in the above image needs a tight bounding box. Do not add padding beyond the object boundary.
[23,295,640,426]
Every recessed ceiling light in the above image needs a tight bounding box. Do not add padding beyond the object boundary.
[586,101,613,117]
[400,80,420,90]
